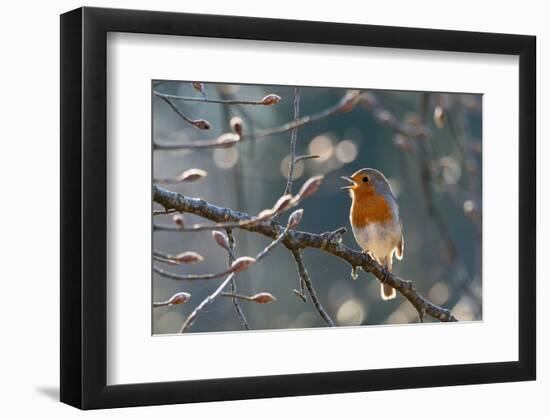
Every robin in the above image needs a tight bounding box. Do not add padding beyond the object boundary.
[342,168,404,300]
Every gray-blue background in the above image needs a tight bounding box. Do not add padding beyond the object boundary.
[152,82,482,334]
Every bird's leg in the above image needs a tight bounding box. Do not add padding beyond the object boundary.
[379,264,391,284]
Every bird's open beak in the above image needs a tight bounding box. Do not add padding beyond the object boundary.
[341,176,356,190]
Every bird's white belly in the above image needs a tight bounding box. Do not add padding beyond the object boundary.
[352,222,400,264]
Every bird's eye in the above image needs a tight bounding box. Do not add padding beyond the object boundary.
[362,176,369,183]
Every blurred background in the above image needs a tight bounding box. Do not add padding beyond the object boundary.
[152,81,482,334]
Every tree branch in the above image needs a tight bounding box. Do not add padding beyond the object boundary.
[153,264,231,281]
[278,87,311,301]
[156,94,212,130]
[282,87,302,197]
[154,194,291,232]
[291,249,335,327]
[225,229,251,330]
[220,291,276,303]
[154,90,282,106]
[154,185,458,323]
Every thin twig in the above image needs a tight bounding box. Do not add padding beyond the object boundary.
[220,292,254,301]
[156,94,211,130]
[359,91,431,140]
[152,255,180,265]
[153,250,203,265]
[154,134,239,150]
[153,264,230,281]
[180,273,236,332]
[154,91,278,106]
[278,87,307,300]
[190,82,208,99]
[219,292,275,303]
[154,218,261,232]
[282,87,301,196]
[225,229,250,330]
[153,291,191,308]
[251,90,360,141]
[417,307,426,323]
[294,154,320,164]
[256,226,291,261]
[291,249,335,327]
[153,301,172,308]
[417,93,457,262]
[153,168,208,184]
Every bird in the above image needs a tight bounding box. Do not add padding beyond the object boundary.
[342,168,404,300]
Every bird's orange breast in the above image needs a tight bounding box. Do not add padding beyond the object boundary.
[350,188,394,229]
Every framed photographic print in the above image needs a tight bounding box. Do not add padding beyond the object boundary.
[60,6,536,409]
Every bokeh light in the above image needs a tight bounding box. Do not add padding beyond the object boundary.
[440,156,462,185]
[213,147,239,169]
[385,310,409,325]
[308,134,334,162]
[451,296,476,321]
[156,310,184,334]
[428,282,450,305]
[463,199,475,214]
[388,178,401,197]
[335,139,359,163]
[279,154,305,179]
[216,84,240,95]
[290,312,316,328]
[336,298,366,326]
[328,280,355,310]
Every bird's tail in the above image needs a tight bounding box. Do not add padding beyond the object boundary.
[380,256,396,300]
[381,283,396,300]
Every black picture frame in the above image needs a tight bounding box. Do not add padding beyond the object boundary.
[60,6,536,410]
